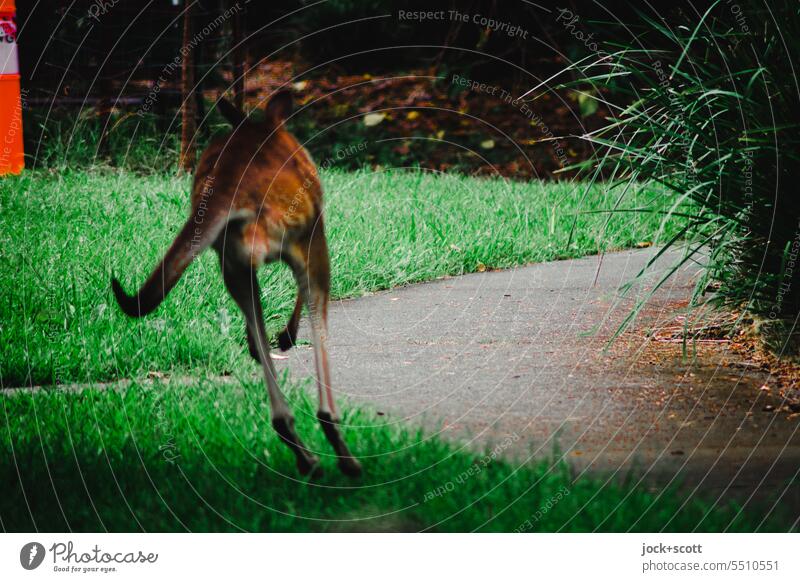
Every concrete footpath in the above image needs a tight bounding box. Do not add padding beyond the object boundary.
[277,249,800,507]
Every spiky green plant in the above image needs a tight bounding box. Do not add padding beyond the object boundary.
[552,1,800,353]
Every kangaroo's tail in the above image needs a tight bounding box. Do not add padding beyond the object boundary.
[112,202,243,318]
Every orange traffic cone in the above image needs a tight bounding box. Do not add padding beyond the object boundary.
[0,0,24,175]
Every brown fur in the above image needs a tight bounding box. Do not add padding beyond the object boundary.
[112,91,361,477]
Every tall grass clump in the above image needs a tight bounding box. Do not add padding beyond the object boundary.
[556,1,800,354]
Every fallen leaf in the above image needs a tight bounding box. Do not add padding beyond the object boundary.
[480,139,495,149]
[406,111,420,120]
[363,112,386,127]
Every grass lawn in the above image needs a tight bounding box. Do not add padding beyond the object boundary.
[1,376,787,532]
[5,167,775,533]
[1,168,680,387]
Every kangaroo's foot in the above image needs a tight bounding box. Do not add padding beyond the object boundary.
[272,417,321,477]
[317,411,362,478]
[277,326,297,351]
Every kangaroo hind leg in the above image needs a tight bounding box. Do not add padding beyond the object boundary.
[289,232,361,477]
[220,251,320,476]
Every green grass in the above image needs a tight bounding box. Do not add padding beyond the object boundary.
[0,168,682,387]
[1,375,788,532]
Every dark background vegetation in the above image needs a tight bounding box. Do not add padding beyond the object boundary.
[19,1,646,96]
[16,0,649,176]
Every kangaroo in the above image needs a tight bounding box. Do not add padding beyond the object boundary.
[111,90,361,477]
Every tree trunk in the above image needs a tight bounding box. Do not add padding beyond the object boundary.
[179,1,196,173]
[231,1,245,110]
[96,21,114,158]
